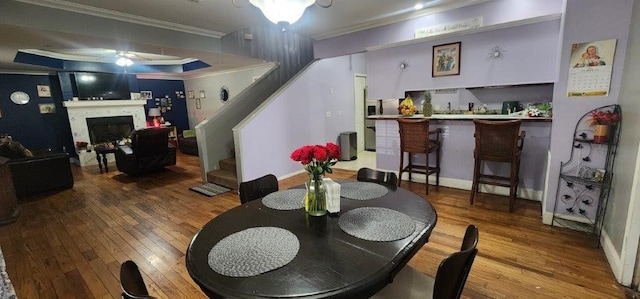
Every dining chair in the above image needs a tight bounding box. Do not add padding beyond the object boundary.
[397,118,442,194]
[120,260,156,299]
[357,167,398,187]
[372,225,479,299]
[238,174,279,204]
[470,120,525,212]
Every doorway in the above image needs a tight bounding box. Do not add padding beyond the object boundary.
[354,74,367,153]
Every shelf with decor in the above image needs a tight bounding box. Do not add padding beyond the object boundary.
[551,104,621,245]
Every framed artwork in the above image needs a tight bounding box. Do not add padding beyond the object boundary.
[195,98,201,109]
[199,90,206,98]
[38,103,56,114]
[188,90,195,99]
[432,42,461,77]
[37,85,51,97]
[141,91,153,100]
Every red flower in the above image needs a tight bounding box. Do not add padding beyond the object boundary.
[588,110,619,125]
[290,142,342,179]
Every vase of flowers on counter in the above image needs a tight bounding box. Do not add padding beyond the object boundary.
[290,143,341,216]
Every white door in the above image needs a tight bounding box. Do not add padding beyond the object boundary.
[354,74,367,152]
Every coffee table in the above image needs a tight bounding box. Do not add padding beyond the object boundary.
[94,145,117,172]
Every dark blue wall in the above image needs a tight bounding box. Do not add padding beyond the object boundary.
[0,74,73,152]
[137,79,189,133]
[0,74,188,154]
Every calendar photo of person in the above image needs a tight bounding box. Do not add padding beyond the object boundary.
[567,39,617,97]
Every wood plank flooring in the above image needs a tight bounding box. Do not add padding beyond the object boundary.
[0,153,625,298]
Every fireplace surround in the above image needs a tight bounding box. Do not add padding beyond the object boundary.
[63,100,147,167]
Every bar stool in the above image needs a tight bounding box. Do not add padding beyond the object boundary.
[397,118,442,194]
[470,119,525,212]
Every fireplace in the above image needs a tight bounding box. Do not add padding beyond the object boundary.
[62,100,147,167]
[86,116,134,144]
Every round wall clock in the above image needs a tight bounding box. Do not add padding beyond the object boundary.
[220,86,230,103]
[10,91,30,104]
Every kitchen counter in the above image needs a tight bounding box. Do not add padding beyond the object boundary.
[367,114,552,122]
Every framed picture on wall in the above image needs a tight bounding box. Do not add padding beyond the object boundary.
[38,103,56,114]
[432,42,461,77]
[188,90,195,99]
[195,98,201,109]
[141,90,153,100]
[37,85,51,97]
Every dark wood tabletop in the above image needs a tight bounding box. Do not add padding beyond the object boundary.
[186,182,437,299]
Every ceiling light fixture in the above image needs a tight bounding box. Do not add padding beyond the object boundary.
[233,0,332,26]
[414,3,424,10]
[115,52,134,67]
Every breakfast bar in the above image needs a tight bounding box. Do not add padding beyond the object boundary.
[370,114,552,201]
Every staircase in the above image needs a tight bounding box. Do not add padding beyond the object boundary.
[206,158,237,190]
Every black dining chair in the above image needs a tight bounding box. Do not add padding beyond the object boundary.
[238,174,279,204]
[357,167,398,187]
[120,260,156,299]
[372,225,479,299]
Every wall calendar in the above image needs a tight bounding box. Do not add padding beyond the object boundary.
[566,39,617,97]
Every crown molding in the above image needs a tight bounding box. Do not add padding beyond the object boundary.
[311,0,492,40]
[14,0,225,38]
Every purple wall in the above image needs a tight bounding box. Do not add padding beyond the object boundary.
[236,54,367,181]
[314,0,563,59]
[367,19,560,99]
[544,0,633,250]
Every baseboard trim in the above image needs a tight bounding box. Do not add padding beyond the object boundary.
[399,173,543,201]
[601,229,623,283]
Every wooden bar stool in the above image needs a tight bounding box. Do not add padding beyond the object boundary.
[397,118,442,194]
[470,119,525,212]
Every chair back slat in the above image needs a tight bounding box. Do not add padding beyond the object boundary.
[398,119,430,153]
[433,225,479,299]
[473,120,522,162]
[239,174,279,204]
[357,167,398,187]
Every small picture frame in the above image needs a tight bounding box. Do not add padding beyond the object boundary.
[38,103,56,114]
[37,85,51,97]
[195,98,201,109]
[188,90,195,99]
[432,42,461,77]
[199,90,206,99]
[141,91,153,100]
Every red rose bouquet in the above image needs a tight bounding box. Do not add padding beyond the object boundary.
[588,110,619,126]
[290,143,341,180]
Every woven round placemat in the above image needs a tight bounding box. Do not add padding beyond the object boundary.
[262,189,306,210]
[338,207,416,242]
[340,181,389,200]
[208,227,299,277]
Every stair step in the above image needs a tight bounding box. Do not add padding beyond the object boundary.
[207,169,238,190]
[219,158,237,174]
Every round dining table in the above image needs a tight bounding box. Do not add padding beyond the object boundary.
[186,181,437,299]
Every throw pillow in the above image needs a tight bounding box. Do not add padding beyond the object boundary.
[0,140,33,159]
[182,130,196,138]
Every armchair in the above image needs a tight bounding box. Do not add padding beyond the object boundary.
[115,127,177,175]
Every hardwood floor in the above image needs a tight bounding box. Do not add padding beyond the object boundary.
[0,153,625,298]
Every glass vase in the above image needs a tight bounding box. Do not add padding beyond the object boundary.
[305,175,327,216]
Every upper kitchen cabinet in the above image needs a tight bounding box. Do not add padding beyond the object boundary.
[366,18,560,100]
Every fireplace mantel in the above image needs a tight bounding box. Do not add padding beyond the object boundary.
[63,100,147,167]
[63,100,146,109]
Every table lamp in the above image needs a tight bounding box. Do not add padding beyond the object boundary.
[148,108,161,127]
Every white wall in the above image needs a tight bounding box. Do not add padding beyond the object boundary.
[183,64,275,128]
[235,53,367,182]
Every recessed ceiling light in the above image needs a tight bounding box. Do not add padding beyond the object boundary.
[414,3,424,10]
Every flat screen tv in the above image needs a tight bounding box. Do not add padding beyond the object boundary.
[75,72,131,100]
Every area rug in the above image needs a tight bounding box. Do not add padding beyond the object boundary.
[0,247,17,299]
[190,183,232,197]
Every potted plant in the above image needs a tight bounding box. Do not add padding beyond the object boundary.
[75,141,88,153]
[587,109,619,144]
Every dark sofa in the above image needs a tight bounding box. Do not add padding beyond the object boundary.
[8,153,74,198]
[115,127,177,175]
[0,137,74,199]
